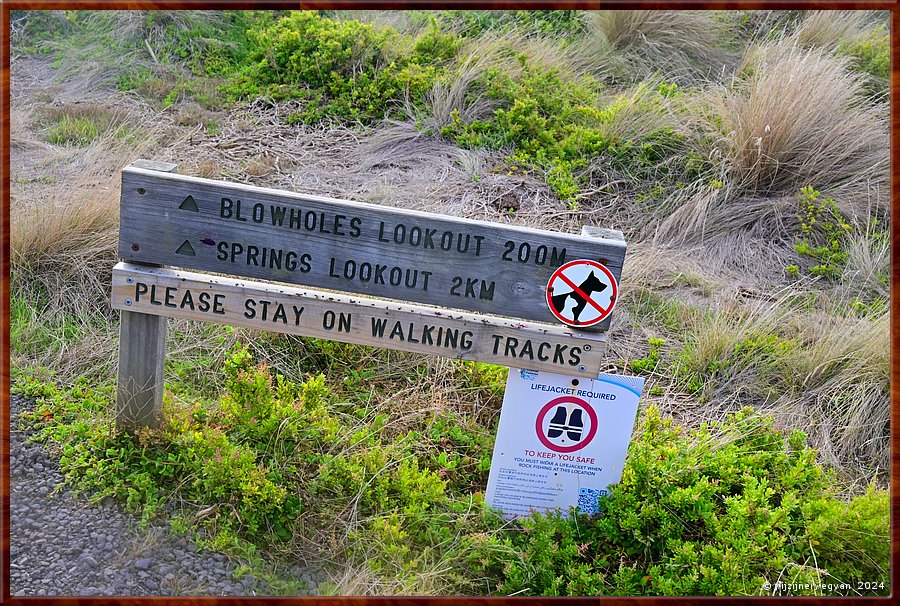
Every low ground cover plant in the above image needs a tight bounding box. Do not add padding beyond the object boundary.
[10,7,889,597]
[15,345,889,596]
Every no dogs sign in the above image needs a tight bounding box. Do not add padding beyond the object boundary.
[485,368,643,518]
[546,259,617,327]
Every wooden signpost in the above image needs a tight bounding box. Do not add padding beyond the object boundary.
[113,161,627,430]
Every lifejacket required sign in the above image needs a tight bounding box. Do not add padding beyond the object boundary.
[485,369,643,518]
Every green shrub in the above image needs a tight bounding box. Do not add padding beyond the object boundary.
[465,407,889,596]
[838,23,888,93]
[20,344,461,544]
[226,11,454,124]
[794,186,851,280]
[442,63,683,204]
[19,348,888,596]
[630,337,665,373]
[433,10,584,38]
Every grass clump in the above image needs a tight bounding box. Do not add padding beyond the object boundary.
[41,104,130,146]
[701,41,887,200]
[581,10,733,84]
[48,114,103,146]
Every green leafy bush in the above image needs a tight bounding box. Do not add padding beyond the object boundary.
[433,10,584,37]
[464,407,889,596]
[838,23,888,93]
[794,186,851,279]
[630,337,665,373]
[442,63,684,203]
[20,344,465,545]
[19,348,888,596]
[225,11,457,124]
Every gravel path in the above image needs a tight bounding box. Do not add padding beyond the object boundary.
[10,394,320,596]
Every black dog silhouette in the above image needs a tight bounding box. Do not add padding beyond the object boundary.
[550,271,607,324]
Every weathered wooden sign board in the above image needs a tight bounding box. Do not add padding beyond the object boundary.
[118,165,626,329]
[113,160,627,430]
[111,263,606,375]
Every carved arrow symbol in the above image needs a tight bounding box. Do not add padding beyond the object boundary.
[175,240,196,256]
[179,195,199,212]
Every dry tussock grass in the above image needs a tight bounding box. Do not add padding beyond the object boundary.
[779,309,889,472]
[354,121,474,174]
[582,10,734,83]
[173,102,219,128]
[679,296,789,385]
[671,285,889,476]
[651,39,888,269]
[607,238,889,483]
[326,560,445,596]
[10,100,176,378]
[10,108,47,150]
[12,164,119,299]
[37,11,224,97]
[651,189,804,270]
[701,41,888,203]
[793,10,870,50]
[194,158,220,179]
[414,52,499,134]
[246,155,277,177]
[840,231,890,300]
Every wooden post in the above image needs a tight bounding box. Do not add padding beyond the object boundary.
[580,225,626,334]
[581,226,625,243]
[116,160,177,431]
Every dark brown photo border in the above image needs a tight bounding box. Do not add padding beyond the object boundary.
[1,0,895,603]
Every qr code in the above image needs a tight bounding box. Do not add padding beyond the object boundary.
[577,488,607,514]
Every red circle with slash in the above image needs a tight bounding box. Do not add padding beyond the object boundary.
[545,259,617,327]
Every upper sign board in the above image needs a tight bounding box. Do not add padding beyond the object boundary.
[119,165,626,329]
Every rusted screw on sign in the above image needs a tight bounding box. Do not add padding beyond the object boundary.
[132,243,140,251]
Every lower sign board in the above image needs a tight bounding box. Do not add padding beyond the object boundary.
[111,262,607,377]
[485,368,643,518]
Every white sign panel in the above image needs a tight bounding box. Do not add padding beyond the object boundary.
[485,368,644,518]
[545,259,618,327]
